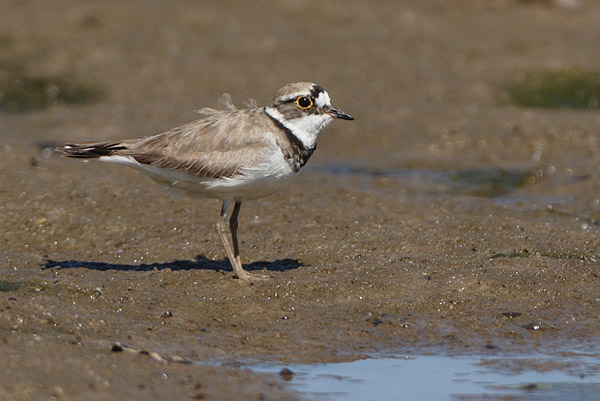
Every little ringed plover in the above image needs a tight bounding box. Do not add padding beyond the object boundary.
[57,82,354,282]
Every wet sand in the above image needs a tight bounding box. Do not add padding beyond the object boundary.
[2,1,600,399]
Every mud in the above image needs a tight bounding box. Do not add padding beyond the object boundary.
[2,1,600,400]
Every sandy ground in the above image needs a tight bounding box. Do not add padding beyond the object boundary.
[2,0,600,400]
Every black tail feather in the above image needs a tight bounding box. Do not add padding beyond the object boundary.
[56,142,127,158]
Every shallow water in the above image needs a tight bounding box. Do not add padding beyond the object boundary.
[309,162,598,223]
[252,351,600,401]
[309,163,533,198]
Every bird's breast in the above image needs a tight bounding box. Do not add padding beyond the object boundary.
[204,146,298,200]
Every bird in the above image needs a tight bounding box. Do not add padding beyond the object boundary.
[56,82,353,282]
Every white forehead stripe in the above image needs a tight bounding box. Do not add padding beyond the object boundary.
[315,91,331,108]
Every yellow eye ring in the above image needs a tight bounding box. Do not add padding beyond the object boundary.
[296,96,313,110]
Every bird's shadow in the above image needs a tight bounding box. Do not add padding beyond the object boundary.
[43,254,303,274]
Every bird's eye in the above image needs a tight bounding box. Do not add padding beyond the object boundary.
[296,96,313,110]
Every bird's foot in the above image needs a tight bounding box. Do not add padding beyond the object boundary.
[235,270,269,283]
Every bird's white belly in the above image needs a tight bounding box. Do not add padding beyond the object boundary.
[113,148,297,201]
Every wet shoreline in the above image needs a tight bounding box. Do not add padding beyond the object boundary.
[2,0,600,399]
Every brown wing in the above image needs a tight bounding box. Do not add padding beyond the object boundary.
[59,108,279,179]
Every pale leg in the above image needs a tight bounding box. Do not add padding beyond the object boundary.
[216,199,265,282]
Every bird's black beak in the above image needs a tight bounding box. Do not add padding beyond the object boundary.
[326,107,354,120]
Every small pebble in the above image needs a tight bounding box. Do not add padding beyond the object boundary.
[502,311,522,319]
[279,367,294,381]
